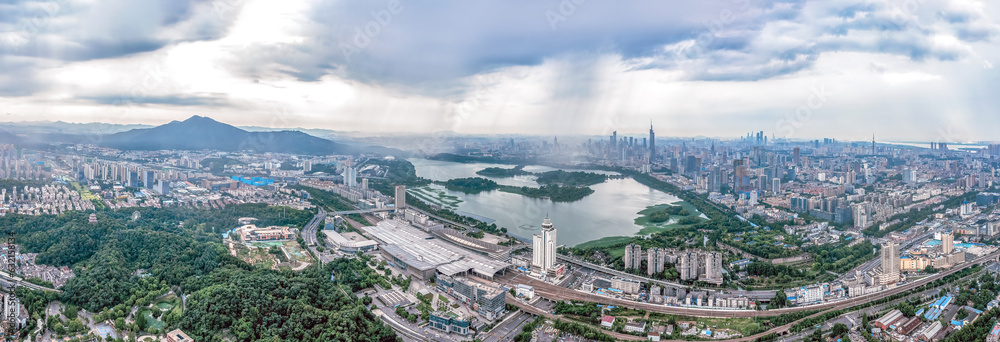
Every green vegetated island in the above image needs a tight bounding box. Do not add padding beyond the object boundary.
[439,168,622,202]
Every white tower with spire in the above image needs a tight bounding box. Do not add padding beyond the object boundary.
[532,216,557,274]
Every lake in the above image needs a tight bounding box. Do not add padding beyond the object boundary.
[407,158,685,247]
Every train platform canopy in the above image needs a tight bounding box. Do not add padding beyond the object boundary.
[364,220,511,279]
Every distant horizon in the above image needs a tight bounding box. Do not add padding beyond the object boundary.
[1,115,998,145]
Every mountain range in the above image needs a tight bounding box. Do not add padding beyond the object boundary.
[0,116,397,156]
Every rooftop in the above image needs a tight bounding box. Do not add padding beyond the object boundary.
[363,220,510,278]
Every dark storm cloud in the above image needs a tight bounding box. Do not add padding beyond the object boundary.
[0,0,233,61]
[214,0,998,94]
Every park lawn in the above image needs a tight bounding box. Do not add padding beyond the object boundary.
[155,301,174,311]
[140,310,164,330]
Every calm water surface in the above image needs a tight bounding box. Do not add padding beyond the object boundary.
[407,158,683,246]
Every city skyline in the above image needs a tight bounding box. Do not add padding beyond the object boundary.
[0,0,998,140]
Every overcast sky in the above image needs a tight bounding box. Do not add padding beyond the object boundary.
[0,0,998,141]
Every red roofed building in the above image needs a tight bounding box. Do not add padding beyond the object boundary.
[601,315,615,329]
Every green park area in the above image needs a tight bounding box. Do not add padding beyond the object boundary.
[634,202,705,235]
[572,201,704,251]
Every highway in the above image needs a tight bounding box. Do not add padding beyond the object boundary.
[301,207,326,246]
[406,207,479,232]
[330,208,394,216]
[300,208,330,264]
[0,271,61,293]
[502,250,1000,319]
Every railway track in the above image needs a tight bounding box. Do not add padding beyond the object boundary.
[502,251,999,318]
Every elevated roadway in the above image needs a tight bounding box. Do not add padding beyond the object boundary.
[330,208,394,216]
[0,271,62,293]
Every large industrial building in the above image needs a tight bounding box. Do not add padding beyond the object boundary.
[325,230,378,253]
[363,220,511,280]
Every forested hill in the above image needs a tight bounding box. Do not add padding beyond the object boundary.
[2,205,399,341]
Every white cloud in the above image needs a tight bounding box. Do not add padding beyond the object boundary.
[0,0,998,141]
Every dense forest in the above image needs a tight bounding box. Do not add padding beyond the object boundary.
[0,204,399,341]
[181,260,399,342]
[533,170,611,187]
[498,184,596,202]
[476,165,531,178]
[442,177,500,194]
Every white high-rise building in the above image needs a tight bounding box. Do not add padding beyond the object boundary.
[942,232,954,254]
[532,217,557,274]
[647,247,665,276]
[394,185,406,212]
[343,167,357,187]
[880,241,900,284]
[624,243,643,270]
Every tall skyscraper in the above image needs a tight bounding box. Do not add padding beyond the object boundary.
[532,217,558,274]
[143,170,155,188]
[733,159,746,193]
[623,243,642,270]
[942,232,954,254]
[649,122,656,163]
[394,185,406,212]
[793,147,801,166]
[880,241,899,284]
[128,171,140,188]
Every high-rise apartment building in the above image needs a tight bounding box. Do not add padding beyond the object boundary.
[678,251,697,281]
[394,185,406,212]
[705,252,723,282]
[880,241,899,284]
[624,243,642,270]
[143,170,155,188]
[942,232,954,254]
[647,247,665,276]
